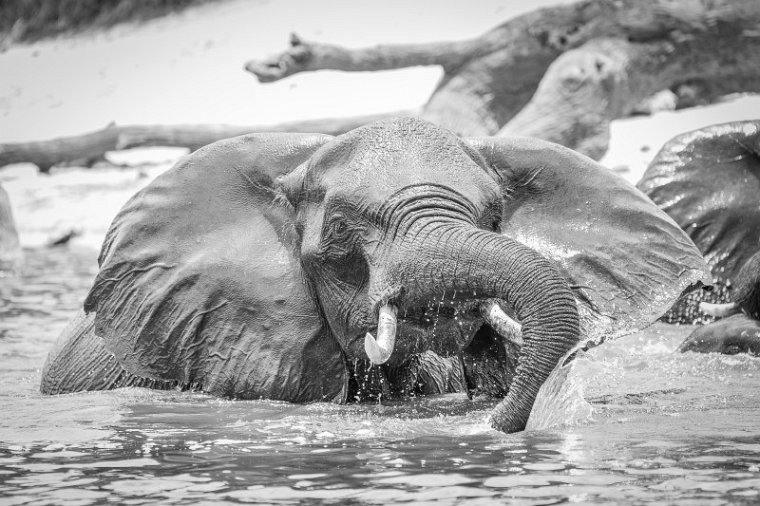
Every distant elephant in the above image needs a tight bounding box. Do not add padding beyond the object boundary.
[0,183,22,271]
[638,120,760,355]
[40,118,708,433]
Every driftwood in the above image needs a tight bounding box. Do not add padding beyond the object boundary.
[246,0,760,159]
[0,112,406,173]
[2,0,759,171]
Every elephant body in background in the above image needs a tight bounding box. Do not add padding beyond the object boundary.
[0,183,21,272]
[638,120,760,355]
[40,118,708,433]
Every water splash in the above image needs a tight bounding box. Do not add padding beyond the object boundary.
[526,349,594,431]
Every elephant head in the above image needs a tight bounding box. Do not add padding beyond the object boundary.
[45,118,708,433]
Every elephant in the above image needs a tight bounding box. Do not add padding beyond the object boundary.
[40,118,708,433]
[637,120,760,355]
[678,314,760,357]
[0,182,22,271]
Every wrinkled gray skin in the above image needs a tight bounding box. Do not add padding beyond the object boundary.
[638,120,760,356]
[639,121,760,324]
[41,118,708,433]
[0,183,22,272]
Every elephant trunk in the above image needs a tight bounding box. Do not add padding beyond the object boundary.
[395,223,580,433]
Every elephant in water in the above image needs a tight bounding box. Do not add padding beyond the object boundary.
[40,118,708,433]
[638,120,760,356]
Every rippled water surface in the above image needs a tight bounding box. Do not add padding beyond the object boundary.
[2,247,760,505]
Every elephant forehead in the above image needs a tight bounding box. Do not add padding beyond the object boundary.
[303,118,499,204]
[331,160,495,204]
[320,147,497,207]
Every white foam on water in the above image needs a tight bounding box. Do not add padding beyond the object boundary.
[526,350,595,432]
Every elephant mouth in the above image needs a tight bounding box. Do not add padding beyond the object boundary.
[360,298,522,365]
[400,301,481,328]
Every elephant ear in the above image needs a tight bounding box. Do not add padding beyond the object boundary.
[84,133,349,402]
[637,121,760,284]
[466,136,710,344]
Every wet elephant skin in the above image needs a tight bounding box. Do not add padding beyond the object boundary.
[638,120,760,324]
[638,120,760,357]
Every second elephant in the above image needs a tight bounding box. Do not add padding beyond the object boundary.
[639,120,760,355]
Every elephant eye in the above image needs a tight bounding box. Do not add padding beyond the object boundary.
[320,215,357,261]
[329,216,349,238]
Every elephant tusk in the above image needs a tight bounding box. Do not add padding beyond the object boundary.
[364,303,398,364]
[700,301,740,318]
[481,300,523,347]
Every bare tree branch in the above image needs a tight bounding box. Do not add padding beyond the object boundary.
[245,0,760,156]
[0,111,411,172]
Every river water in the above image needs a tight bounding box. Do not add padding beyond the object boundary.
[2,166,760,505]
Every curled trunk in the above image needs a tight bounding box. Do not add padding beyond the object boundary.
[396,223,580,433]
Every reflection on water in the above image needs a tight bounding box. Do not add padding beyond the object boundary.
[2,247,760,505]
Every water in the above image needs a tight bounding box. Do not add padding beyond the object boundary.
[1,247,759,505]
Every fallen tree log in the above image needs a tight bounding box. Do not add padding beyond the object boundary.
[499,33,760,159]
[0,111,410,172]
[246,0,760,158]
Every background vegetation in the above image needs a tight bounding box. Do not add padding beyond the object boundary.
[1,0,218,45]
